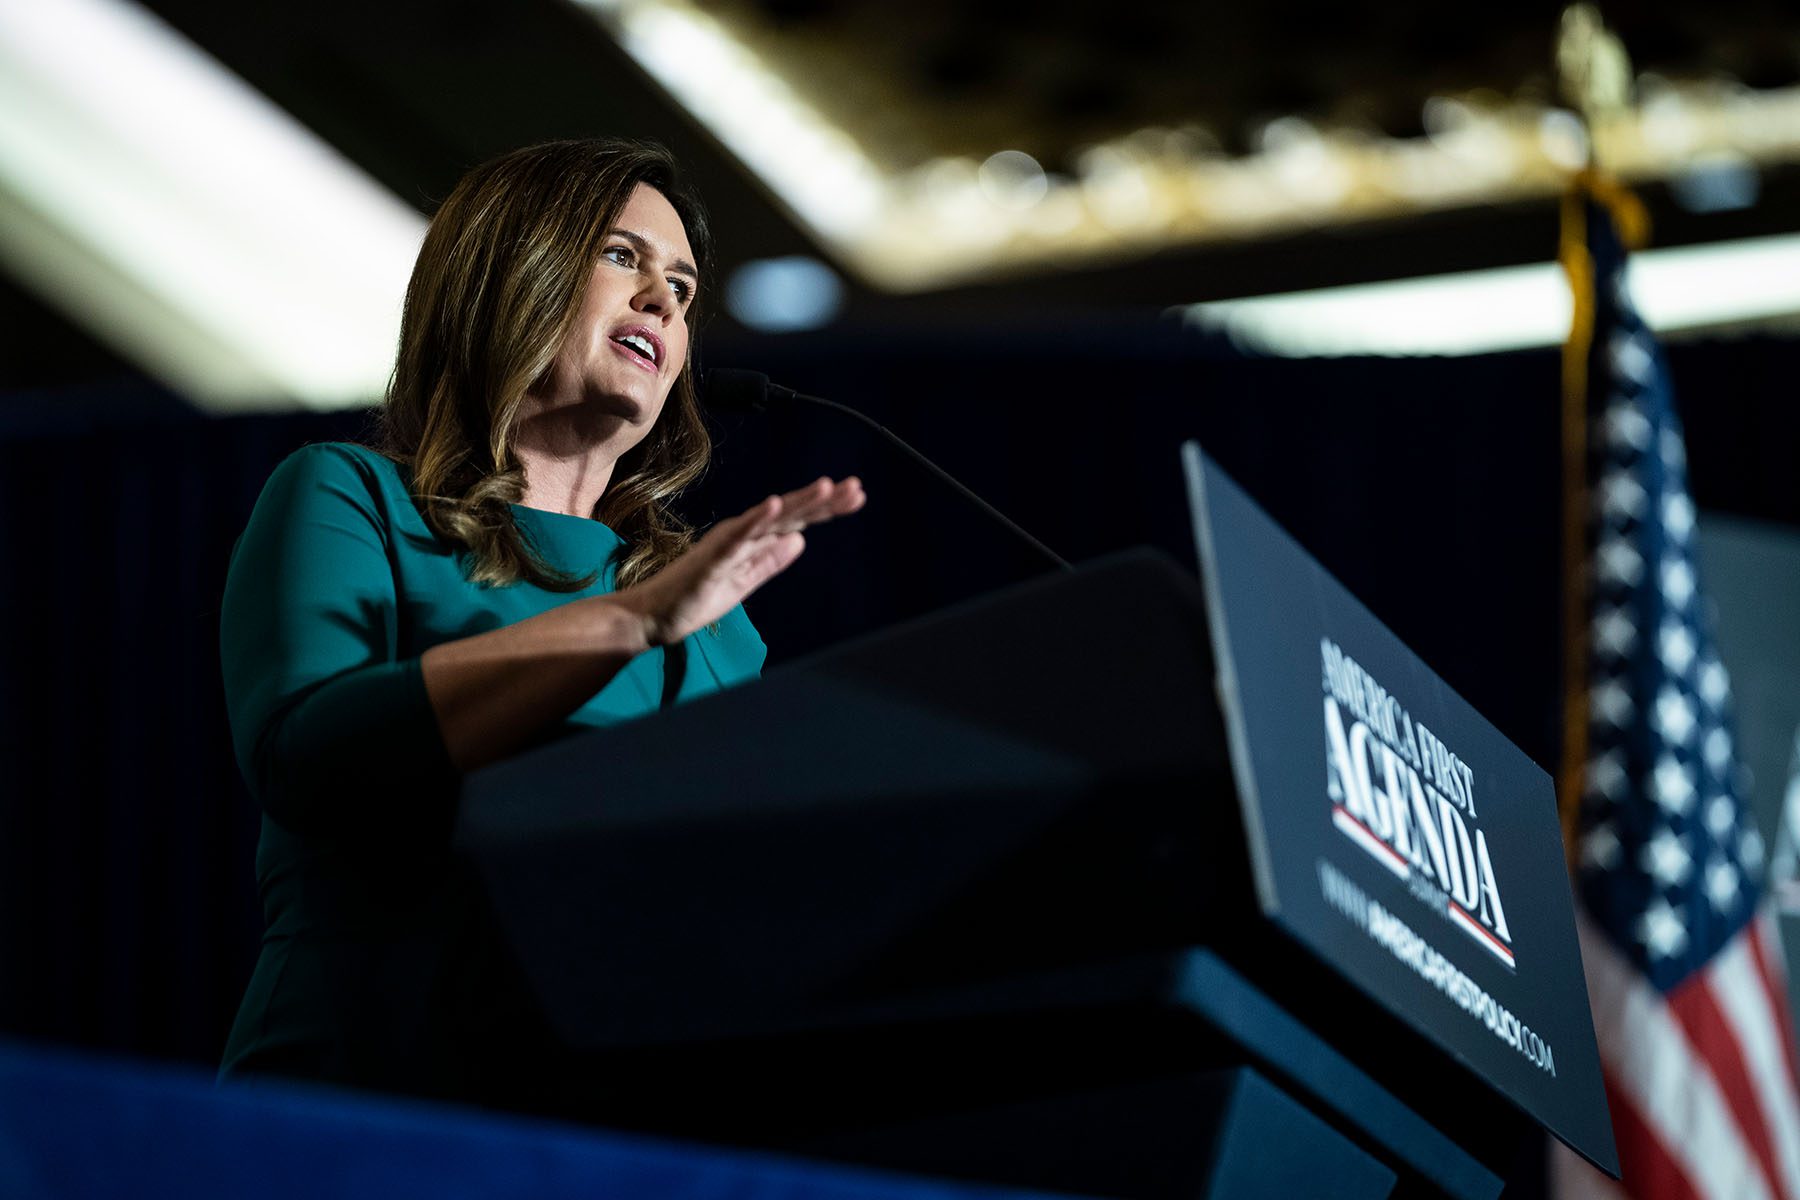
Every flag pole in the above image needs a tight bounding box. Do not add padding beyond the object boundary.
[1555,3,1642,866]
[1557,184,1593,869]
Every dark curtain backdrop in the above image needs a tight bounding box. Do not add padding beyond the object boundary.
[1,321,1795,1069]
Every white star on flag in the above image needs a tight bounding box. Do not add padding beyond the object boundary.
[1741,827,1765,872]
[1657,620,1695,675]
[1591,679,1635,726]
[1583,821,1623,870]
[1597,535,1645,586]
[1609,330,1654,383]
[1652,755,1696,814]
[1636,896,1688,959]
[1602,404,1652,451]
[1705,793,1736,838]
[1660,557,1695,608]
[1662,490,1695,542]
[1641,826,1693,886]
[1599,470,1648,521]
[1593,607,1637,657]
[1704,726,1733,773]
[1704,857,1740,911]
[1659,427,1686,472]
[1586,750,1628,799]
[1653,686,1697,745]
[1698,659,1731,709]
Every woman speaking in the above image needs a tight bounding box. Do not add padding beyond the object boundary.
[217,139,863,1098]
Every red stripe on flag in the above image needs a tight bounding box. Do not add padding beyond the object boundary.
[1604,1066,1708,1200]
[1750,912,1800,1102]
[1668,966,1788,1200]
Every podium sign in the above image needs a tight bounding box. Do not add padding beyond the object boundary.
[1184,444,1619,1176]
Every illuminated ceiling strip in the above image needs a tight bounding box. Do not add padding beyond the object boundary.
[574,0,885,244]
[577,0,1800,296]
[0,0,425,410]
[1178,231,1800,357]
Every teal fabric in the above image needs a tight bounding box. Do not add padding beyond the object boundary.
[217,441,764,1090]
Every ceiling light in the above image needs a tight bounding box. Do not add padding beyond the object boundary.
[1179,230,1800,356]
[0,0,425,410]
[575,0,885,242]
[977,150,1048,211]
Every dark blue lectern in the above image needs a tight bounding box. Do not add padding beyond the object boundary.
[456,453,1617,1200]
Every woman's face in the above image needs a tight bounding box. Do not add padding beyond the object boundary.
[530,182,699,440]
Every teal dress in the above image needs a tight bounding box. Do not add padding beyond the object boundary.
[217,442,764,1094]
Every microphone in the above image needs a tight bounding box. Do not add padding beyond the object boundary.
[701,368,1071,572]
[702,367,803,414]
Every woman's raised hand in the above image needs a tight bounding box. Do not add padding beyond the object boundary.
[614,476,866,648]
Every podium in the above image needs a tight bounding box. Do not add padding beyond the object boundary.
[456,455,1617,1200]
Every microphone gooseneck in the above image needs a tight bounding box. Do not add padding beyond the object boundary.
[700,368,1072,573]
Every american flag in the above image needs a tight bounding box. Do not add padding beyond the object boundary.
[1553,173,1800,1200]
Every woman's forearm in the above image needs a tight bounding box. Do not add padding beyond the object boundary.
[419,477,864,774]
[420,594,652,772]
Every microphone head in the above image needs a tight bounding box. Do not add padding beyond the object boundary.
[701,368,774,413]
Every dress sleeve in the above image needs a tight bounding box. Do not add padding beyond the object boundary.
[711,602,768,681]
[220,444,456,842]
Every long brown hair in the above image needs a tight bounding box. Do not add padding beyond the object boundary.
[381,139,714,591]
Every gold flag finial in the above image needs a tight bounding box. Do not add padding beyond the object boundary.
[1556,4,1633,124]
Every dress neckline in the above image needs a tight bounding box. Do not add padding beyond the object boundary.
[509,503,620,533]
[509,504,624,576]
